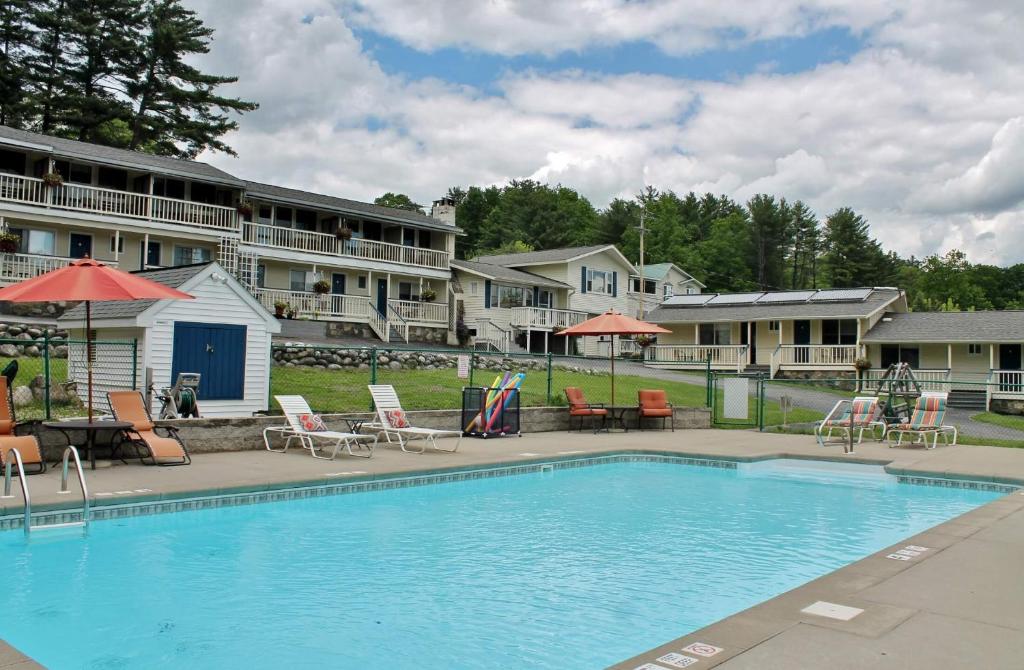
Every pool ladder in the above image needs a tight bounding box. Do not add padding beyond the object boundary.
[2,447,90,537]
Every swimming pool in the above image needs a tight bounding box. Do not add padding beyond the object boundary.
[0,457,1004,669]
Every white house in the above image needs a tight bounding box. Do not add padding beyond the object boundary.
[59,261,280,417]
[628,262,704,318]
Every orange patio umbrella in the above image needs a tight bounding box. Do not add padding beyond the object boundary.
[0,258,193,420]
[558,310,670,404]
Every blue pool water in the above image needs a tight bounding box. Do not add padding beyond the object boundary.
[0,459,1002,669]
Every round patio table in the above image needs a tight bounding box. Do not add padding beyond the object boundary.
[605,406,638,432]
[43,420,134,470]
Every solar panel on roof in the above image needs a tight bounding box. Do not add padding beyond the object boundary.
[755,290,816,304]
[705,292,765,305]
[663,294,714,306]
[810,288,872,302]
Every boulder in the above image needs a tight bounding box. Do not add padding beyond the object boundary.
[0,344,17,357]
[11,385,33,408]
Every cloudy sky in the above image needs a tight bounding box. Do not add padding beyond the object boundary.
[184,0,1024,265]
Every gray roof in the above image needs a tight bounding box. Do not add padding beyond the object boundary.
[0,125,244,187]
[59,264,210,322]
[647,288,904,323]
[451,259,570,289]
[861,311,1024,343]
[243,180,462,233]
[474,244,622,267]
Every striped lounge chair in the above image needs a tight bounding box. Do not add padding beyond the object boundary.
[815,396,886,448]
[887,392,957,449]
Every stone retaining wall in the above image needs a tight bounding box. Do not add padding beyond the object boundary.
[163,406,712,453]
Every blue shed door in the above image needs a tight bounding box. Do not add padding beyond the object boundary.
[171,322,247,400]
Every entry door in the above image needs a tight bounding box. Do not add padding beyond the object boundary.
[171,322,247,400]
[376,278,388,315]
[69,233,92,259]
[331,273,346,295]
[793,320,811,364]
[1000,344,1022,370]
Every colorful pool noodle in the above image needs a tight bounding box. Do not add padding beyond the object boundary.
[483,372,506,424]
[484,373,524,432]
[464,372,512,432]
[485,372,512,423]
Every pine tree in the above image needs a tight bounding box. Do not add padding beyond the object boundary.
[25,0,72,133]
[787,200,820,288]
[821,207,891,288]
[0,0,33,127]
[125,0,256,157]
[747,194,793,290]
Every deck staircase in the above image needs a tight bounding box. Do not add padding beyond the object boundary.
[948,389,987,411]
[743,364,770,375]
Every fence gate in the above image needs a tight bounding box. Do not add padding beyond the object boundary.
[710,372,765,428]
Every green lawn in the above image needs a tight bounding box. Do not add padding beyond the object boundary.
[971,412,1024,432]
[270,364,822,427]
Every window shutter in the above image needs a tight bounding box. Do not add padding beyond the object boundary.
[484,280,491,308]
[612,272,618,297]
[581,266,588,293]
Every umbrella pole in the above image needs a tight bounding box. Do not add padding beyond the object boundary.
[86,300,93,422]
[610,334,615,405]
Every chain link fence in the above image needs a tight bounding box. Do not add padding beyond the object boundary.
[0,335,139,420]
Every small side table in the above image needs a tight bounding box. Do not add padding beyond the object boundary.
[43,420,134,470]
[606,406,638,432]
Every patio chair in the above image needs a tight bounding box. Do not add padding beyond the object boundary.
[637,389,674,431]
[266,395,376,459]
[887,392,957,449]
[815,396,886,447]
[107,391,191,466]
[366,385,462,453]
[0,377,45,475]
[564,387,608,432]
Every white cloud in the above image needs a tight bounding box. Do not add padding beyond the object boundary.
[182,0,1024,264]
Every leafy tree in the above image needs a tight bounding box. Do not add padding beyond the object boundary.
[0,0,32,126]
[694,212,756,292]
[454,185,500,258]
[444,185,466,206]
[908,250,991,311]
[480,239,534,256]
[596,197,640,247]
[821,207,891,288]
[125,0,257,157]
[374,192,425,214]
[476,180,598,254]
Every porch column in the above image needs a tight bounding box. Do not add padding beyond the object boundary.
[746,321,752,365]
[527,329,531,353]
[990,344,996,370]
[544,330,549,354]
[142,233,149,271]
[947,344,953,371]
[694,323,699,344]
[113,230,120,263]
[856,320,863,357]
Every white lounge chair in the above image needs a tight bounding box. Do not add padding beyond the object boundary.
[815,396,886,448]
[887,391,958,449]
[264,395,376,459]
[367,385,462,453]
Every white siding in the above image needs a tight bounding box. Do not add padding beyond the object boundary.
[564,254,633,316]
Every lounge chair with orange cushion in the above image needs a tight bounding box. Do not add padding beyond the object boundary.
[107,391,190,465]
[637,389,674,431]
[564,387,608,432]
[0,377,45,474]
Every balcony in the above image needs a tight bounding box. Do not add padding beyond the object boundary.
[242,223,450,271]
[645,344,749,371]
[510,306,589,330]
[769,344,858,377]
[0,252,117,284]
[0,173,238,232]
[252,288,447,326]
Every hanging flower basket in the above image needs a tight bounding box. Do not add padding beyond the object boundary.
[634,334,655,348]
[420,288,437,302]
[273,301,288,317]
[0,232,19,253]
[854,357,872,372]
[41,172,64,188]
[236,200,253,216]
[336,226,353,240]
[312,279,331,295]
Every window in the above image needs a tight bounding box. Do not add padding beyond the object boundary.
[357,275,367,290]
[417,230,431,249]
[881,345,919,369]
[256,264,266,288]
[768,320,780,332]
[968,344,983,356]
[398,282,418,301]
[821,319,857,345]
[109,236,124,254]
[295,209,317,231]
[143,240,161,268]
[587,269,613,295]
[496,284,525,308]
[153,177,186,199]
[402,228,416,247]
[173,246,212,266]
[8,228,55,256]
[289,270,312,292]
[0,149,26,175]
[274,206,293,227]
[699,323,731,345]
[663,284,673,299]
[97,167,127,190]
[257,205,273,226]
[538,290,552,308]
[69,163,92,185]
[630,277,656,294]
[469,282,478,295]
[190,181,216,204]
[524,287,535,307]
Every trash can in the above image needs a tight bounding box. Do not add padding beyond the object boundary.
[461,386,522,438]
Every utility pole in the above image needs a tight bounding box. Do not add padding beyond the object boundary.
[637,201,648,319]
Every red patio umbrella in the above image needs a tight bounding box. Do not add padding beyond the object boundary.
[0,258,193,420]
[558,310,670,404]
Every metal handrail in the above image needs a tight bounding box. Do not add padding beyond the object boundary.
[1,449,31,537]
[58,446,90,529]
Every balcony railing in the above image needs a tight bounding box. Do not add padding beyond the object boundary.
[253,288,369,321]
[475,319,512,353]
[0,173,237,231]
[861,368,951,393]
[0,252,116,284]
[509,306,589,330]
[776,344,858,366]
[388,299,447,325]
[242,223,450,270]
[645,344,748,372]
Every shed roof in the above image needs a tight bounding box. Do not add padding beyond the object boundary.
[243,180,462,233]
[474,244,631,268]
[861,311,1024,343]
[0,125,244,187]
[451,259,571,289]
[647,288,904,323]
[59,264,210,322]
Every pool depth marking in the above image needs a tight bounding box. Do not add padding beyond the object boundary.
[886,544,931,561]
[658,651,700,667]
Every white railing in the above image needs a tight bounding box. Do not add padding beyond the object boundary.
[388,299,447,325]
[242,223,450,270]
[991,369,1024,398]
[0,252,116,283]
[366,302,389,341]
[509,306,589,329]
[776,344,859,367]
[387,304,410,343]
[0,173,237,231]
[861,368,951,393]
[253,288,369,321]
[645,344,749,372]
[475,320,512,353]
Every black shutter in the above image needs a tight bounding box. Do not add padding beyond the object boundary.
[484,280,491,308]
[581,266,588,293]
[612,272,618,297]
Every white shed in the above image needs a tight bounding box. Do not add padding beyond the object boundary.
[59,262,281,418]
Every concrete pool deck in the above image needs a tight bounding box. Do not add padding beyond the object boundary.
[2,429,1024,669]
